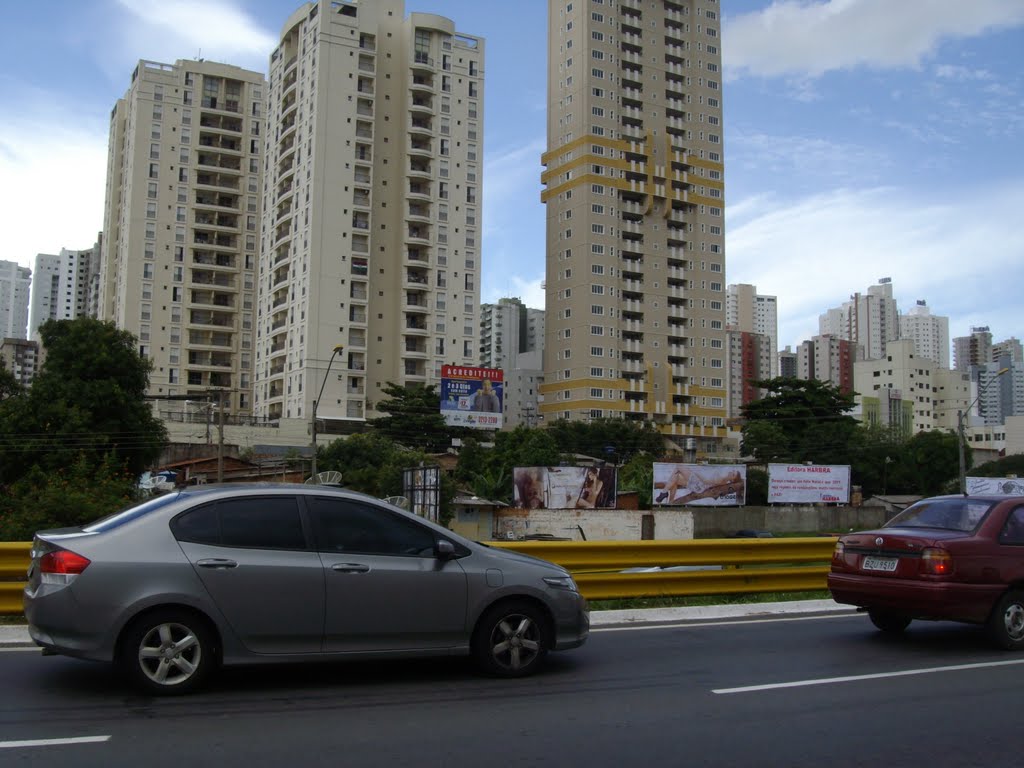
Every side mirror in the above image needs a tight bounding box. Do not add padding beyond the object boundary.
[435,539,456,560]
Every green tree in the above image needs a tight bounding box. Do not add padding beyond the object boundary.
[318,432,401,494]
[618,452,655,508]
[0,318,167,484]
[0,454,139,540]
[368,382,453,452]
[545,418,664,462]
[0,360,21,402]
[741,377,859,464]
[901,430,960,496]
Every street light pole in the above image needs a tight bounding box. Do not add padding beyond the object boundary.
[311,344,345,479]
[958,366,1009,495]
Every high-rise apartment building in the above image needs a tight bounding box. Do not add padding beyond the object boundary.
[727,283,778,377]
[899,299,949,369]
[540,0,728,453]
[779,345,798,379]
[993,337,1023,365]
[953,326,993,372]
[28,238,103,339]
[819,278,899,361]
[100,59,267,415]
[726,329,771,419]
[0,337,39,388]
[0,260,31,340]
[480,297,545,427]
[255,0,484,428]
[798,335,855,394]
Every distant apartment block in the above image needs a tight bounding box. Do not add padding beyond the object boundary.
[899,299,949,369]
[798,335,855,394]
[993,337,1023,365]
[480,297,544,428]
[254,0,484,428]
[727,284,778,377]
[28,238,103,339]
[820,277,900,361]
[854,339,936,434]
[0,337,39,387]
[0,260,31,340]
[100,59,267,416]
[971,360,1024,427]
[540,0,730,456]
[779,346,798,379]
[726,330,771,420]
[953,326,993,372]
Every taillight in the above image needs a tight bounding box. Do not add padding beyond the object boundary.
[39,550,91,585]
[832,541,845,562]
[920,547,953,576]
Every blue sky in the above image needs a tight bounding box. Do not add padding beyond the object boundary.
[2,0,1023,353]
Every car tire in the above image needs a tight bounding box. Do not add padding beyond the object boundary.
[868,610,911,634]
[988,590,1024,650]
[472,600,549,678]
[119,609,215,695]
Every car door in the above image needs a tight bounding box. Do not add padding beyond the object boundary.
[306,495,468,653]
[173,495,325,654]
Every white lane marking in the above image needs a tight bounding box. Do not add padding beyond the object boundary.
[0,736,111,749]
[593,613,852,633]
[0,647,41,653]
[713,658,1024,695]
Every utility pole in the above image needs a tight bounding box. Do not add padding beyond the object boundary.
[216,389,225,483]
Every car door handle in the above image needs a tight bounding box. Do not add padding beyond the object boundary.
[331,563,370,573]
[196,558,238,569]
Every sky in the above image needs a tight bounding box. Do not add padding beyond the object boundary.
[2,0,1023,353]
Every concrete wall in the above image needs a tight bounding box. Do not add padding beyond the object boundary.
[493,508,693,542]
[491,505,889,542]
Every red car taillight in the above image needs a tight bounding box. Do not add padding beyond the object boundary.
[920,547,952,576]
[39,549,91,585]
[832,540,845,563]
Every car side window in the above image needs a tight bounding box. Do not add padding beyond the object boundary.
[307,497,436,556]
[173,497,306,550]
[999,507,1024,545]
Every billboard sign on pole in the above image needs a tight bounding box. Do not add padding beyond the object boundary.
[513,466,618,509]
[652,463,746,506]
[768,464,851,504]
[440,365,503,430]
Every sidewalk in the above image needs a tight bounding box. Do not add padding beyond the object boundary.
[0,600,853,648]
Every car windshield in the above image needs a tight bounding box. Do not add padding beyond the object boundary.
[83,493,182,533]
[885,497,995,532]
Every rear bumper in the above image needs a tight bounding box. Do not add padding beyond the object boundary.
[827,572,1003,623]
[23,584,118,662]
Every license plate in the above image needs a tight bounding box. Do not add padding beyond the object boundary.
[862,556,898,572]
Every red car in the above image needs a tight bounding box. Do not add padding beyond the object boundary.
[828,494,1024,648]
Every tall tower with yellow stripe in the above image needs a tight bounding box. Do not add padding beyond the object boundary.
[541,0,729,456]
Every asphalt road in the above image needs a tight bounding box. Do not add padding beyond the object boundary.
[2,611,1022,767]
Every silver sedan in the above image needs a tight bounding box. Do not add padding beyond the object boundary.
[24,484,588,694]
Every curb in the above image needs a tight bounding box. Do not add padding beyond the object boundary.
[1,600,853,648]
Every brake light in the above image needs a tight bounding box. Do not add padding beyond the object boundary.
[920,548,952,576]
[832,540,845,562]
[39,550,91,585]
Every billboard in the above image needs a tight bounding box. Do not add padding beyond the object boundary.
[440,365,503,430]
[966,477,1024,496]
[653,463,746,506]
[513,466,618,509]
[768,464,850,504]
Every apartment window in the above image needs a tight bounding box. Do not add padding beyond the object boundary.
[591,224,604,234]
[148,163,159,179]
[142,264,154,279]
[592,204,604,214]
[140,304,151,321]
[591,106,604,117]
[591,244,604,254]
[591,284,605,294]
[710,359,723,368]
[590,347,604,356]
[590,326,604,336]
[591,68,604,79]
[153,85,163,102]
[591,50,604,60]
[145,202,157,219]
[591,264,604,274]
[592,31,604,41]
[591,305,604,315]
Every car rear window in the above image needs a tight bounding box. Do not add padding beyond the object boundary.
[83,493,182,533]
[886,498,995,532]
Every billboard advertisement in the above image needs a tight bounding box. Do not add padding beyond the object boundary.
[513,466,618,509]
[652,463,746,506]
[768,464,851,504]
[966,477,1024,496]
[440,365,503,430]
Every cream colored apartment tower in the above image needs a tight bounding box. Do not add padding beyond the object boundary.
[541,0,728,454]
[256,0,484,428]
[100,59,266,415]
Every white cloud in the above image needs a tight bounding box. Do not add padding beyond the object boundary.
[726,182,1024,349]
[0,109,108,270]
[724,0,1024,80]
[935,64,994,81]
[107,0,276,77]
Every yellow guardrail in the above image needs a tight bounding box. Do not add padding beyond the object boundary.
[0,538,837,614]
[491,538,835,601]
